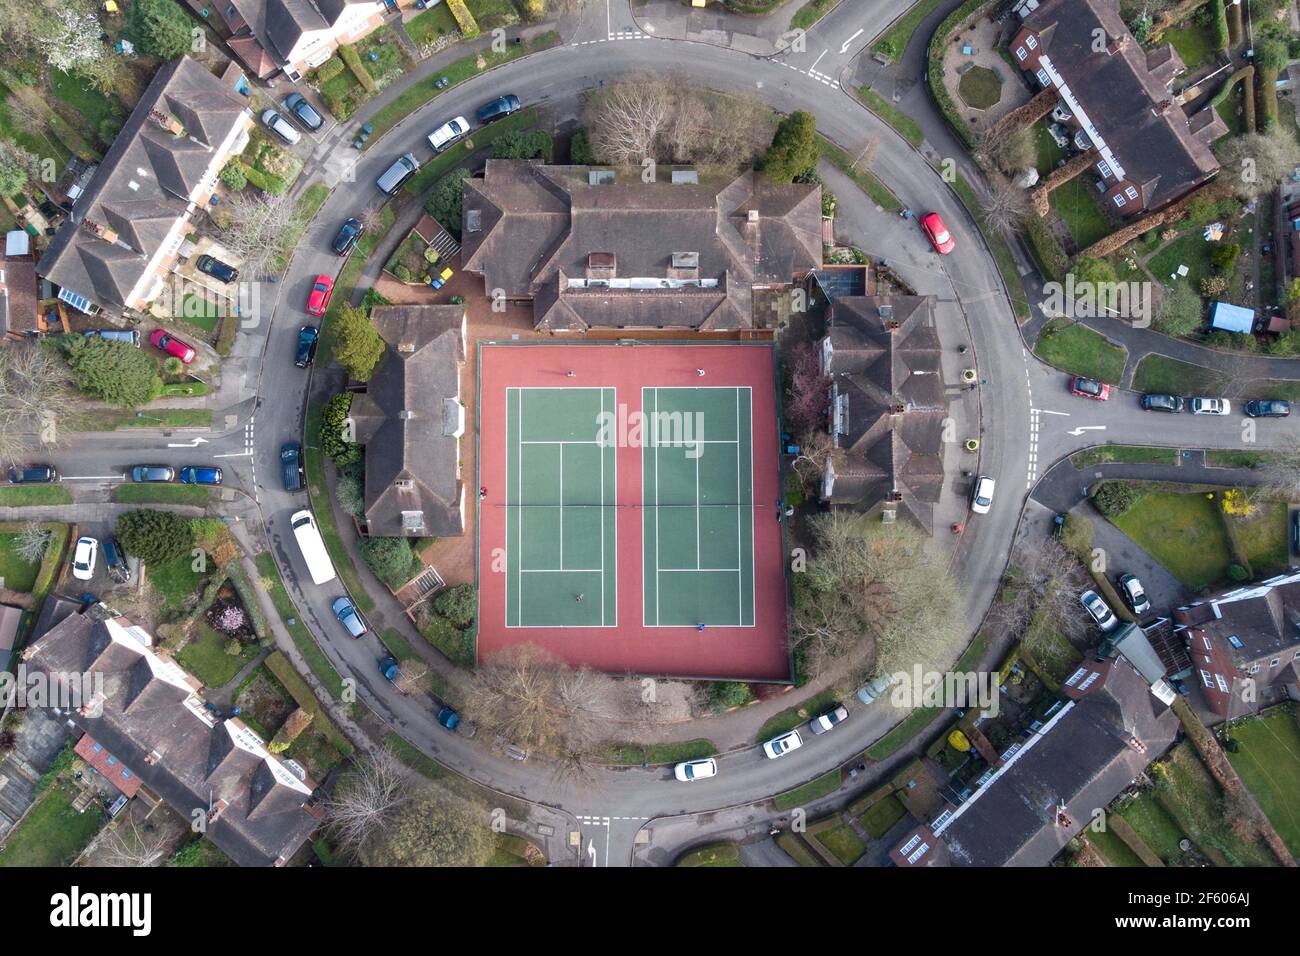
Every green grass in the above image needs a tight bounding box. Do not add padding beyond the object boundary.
[0,534,42,592]
[0,80,75,178]
[169,837,233,867]
[0,485,73,507]
[675,842,744,866]
[368,31,561,141]
[1022,611,1083,683]
[69,408,214,431]
[1087,825,1146,866]
[256,552,347,702]
[605,739,716,766]
[1071,445,1179,467]
[1164,19,1217,72]
[48,69,125,142]
[405,107,540,194]
[1160,741,1274,866]
[178,294,222,334]
[790,0,843,31]
[1033,123,1067,175]
[864,706,940,760]
[1113,491,1233,589]
[871,0,945,59]
[949,173,1031,321]
[113,484,210,506]
[0,787,103,867]
[1150,231,1218,285]
[1205,450,1270,469]
[856,87,924,147]
[176,623,259,688]
[302,402,374,614]
[818,135,901,211]
[1226,500,1289,578]
[406,4,459,47]
[1119,793,1186,863]
[1131,354,1223,396]
[858,793,908,838]
[1050,177,1113,249]
[1032,319,1127,383]
[812,822,866,865]
[385,731,446,780]
[956,65,1003,110]
[465,0,518,27]
[755,688,841,744]
[774,769,841,811]
[147,552,206,617]
[1226,710,1300,857]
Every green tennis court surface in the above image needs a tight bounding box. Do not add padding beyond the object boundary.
[505,387,618,626]
[643,387,755,627]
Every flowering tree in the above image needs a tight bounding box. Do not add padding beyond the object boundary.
[41,8,106,73]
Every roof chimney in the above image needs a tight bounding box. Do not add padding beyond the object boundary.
[587,252,617,280]
[747,209,760,223]
[149,108,184,136]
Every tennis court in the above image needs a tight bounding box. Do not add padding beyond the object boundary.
[505,387,618,626]
[642,387,754,627]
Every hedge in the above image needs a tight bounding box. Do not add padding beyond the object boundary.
[339,44,377,94]
[315,56,345,82]
[1023,213,1069,284]
[447,0,480,38]
[239,162,290,196]
[1210,0,1229,51]
[925,0,992,151]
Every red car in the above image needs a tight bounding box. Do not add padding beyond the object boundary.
[1070,376,1111,401]
[921,212,955,255]
[306,274,334,317]
[149,328,196,364]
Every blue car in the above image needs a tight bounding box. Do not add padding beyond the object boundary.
[332,218,363,256]
[281,442,304,492]
[436,707,462,731]
[331,596,368,638]
[295,325,319,368]
[179,466,223,485]
[476,93,520,124]
[131,465,175,482]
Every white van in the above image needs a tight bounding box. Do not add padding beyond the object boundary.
[290,509,336,585]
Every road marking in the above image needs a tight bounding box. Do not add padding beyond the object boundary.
[212,452,254,459]
[1068,425,1107,436]
[64,476,125,481]
[840,29,864,53]
[166,437,209,448]
[810,49,827,71]
[1036,409,1071,416]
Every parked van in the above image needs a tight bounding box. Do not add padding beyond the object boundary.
[290,509,336,585]
[376,153,420,195]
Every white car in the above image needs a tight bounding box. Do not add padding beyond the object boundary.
[762,729,803,759]
[1118,573,1151,616]
[970,475,995,515]
[673,758,718,782]
[809,705,849,735]
[1190,397,1230,416]
[1080,589,1118,632]
[261,108,301,145]
[72,536,98,581]
[427,115,469,152]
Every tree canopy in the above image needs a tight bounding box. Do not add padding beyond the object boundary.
[126,0,194,60]
[333,303,386,382]
[116,510,195,565]
[359,784,495,867]
[60,335,162,407]
[762,111,819,183]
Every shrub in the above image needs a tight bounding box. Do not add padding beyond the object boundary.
[1209,243,1240,270]
[762,111,819,183]
[433,583,475,628]
[358,536,420,590]
[520,0,546,21]
[708,681,754,711]
[126,0,194,59]
[1228,563,1249,581]
[336,473,366,517]
[1023,215,1068,284]
[493,130,553,161]
[60,335,163,407]
[570,128,595,164]
[1092,481,1139,519]
[320,392,362,467]
[446,0,481,38]
[333,303,386,382]
[339,45,377,93]
[240,163,290,196]
[219,162,247,191]
[426,168,472,236]
[1211,0,1229,51]
[315,57,346,82]
[117,510,195,565]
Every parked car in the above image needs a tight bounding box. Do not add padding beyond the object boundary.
[195,254,239,284]
[762,729,803,759]
[1081,589,1118,632]
[149,328,196,363]
[306,276,333,317]
[376,153,421,195]
[1140,393,1183,413]
[1190,397,1230,415]
[332,218,363,256]
[1070,376,1110,401]
[8,464,57,483]
[427,115,469,152]
[295,325,320,367]
[856,674,894,705]
[1245,399,1290,418]
[674,758,718,782]
[970,475,995,515]
[378,654,401,684]
[261,108,301,145]
[331,596,368,638]
[131,464,175,482]
[1118,573,1151,616]
[179,466,223,485]
[72,536,98,581]
[103,536,130,583]
[284,92,323,131]
[84,329,141,346]
[476,94,521,124]
[809,704,849,735]
[436,706,476,737]
[920,211,955,254]
[281,442,305,492]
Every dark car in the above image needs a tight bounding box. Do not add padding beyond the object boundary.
[195,254,239,284]
[332,218,363,256]
[284,92,324,131]
[1141,393,1184,413]
[436,706,475,736]
[476,94,521,124]
[8,464,58,483]
[131,465,175,482]
[103,536,131,583]
[179,466,223,485]
[1245,399,1291,418]
[281,442,305,492]
[295,325,319,368]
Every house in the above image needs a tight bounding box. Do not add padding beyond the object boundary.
[350,304,467,538]
[816,295,948,533]
[196,0,388,80]
[891,656,1178,866]
[22,612,321,866]
[1173,570,1300,719]
[36,57,253,318]
[1,231,39,340]
[460,161,823,333]
[1009,0,1223,217]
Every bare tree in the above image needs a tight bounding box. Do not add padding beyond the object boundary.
[1217,129,1300,201]
[356,204,387,233]
[323,746,415,856]
[584,76,671,166]
[14,522,51,563]
[96,814,170,867]
[979,125,1036,177]
[981,173,1031,233]
[217,190,302,277]
[1257,439,1300,501]
[0,344,77,463]
[991,537,1089,643]
[393,659,428,697]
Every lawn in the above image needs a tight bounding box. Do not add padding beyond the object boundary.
[790,0,843,31]
[147,552,205,616]
[755,687,841,744]
[406,4,459,47]
[0,534,42,592]
[1087,825,1147,866]
[1149,231,1217,285]
[1113,490,1233,589]
[1033,123,1066,174]
[48,68,126,144]
[113,484,210,506]
[0,486,73,507]
[871,0,944,59]
[1119,793,1186,863]
[811,822,866,865]
[1032,319,1127,383]
[466,0,519,28]
[69,408,214,431]
[605,739,716,766]
[864,706,940,760]
[404,107,542,194]
[0,788,103,867]
[1161,741,1275,866]
[1225,500,1289,578]
[176,623,259,689]
[1205,449,1271,469]
[1226,710,1300,857]
[956,66,1003,111]
[1130,354,1224,396]
[178,293,222,334]
[675,843,744,867]
[1164,19,1217,72]
[0,80,75,178]
[1050,177,1113,249]
[257,554,348,702]
[773,770,841,811]
[819,135,901,212]
[1071,445,1179,467]
[856,87,924,147]
[858,793,908,838]
[302,402,374,614]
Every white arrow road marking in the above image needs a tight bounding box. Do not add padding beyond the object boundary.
[166,437,209,448]
[1068,426,1107,436]
[587,839,597,865]
[840,28,863,53]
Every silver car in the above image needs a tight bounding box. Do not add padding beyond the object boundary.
[262,108,301,145]
[809,705,849,735]
[1081,589,1118,632]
